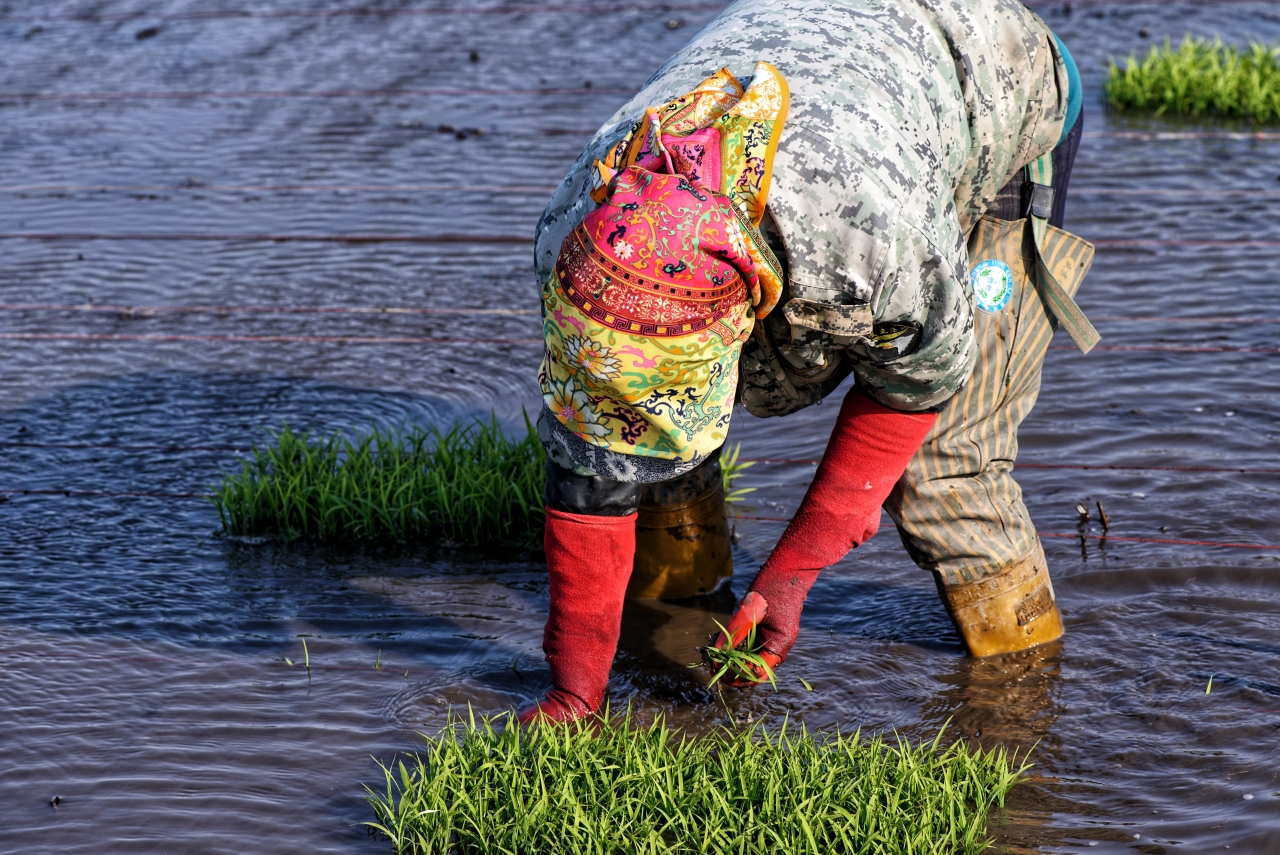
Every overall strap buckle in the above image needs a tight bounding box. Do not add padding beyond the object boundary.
[1024,154,1100,355]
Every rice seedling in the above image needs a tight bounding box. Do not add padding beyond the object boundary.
[1105,37,1280,122]
[695,619,777,689]
[719,442,755,504]
[215,417,756,547]
[365,710,1030,855]
[211,414,545,547]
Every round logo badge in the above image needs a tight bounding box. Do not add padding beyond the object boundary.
[969,259,1014,313]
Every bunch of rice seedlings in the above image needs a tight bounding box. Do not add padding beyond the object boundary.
[696,619,777,689]
[365,711,1029,855]
[211,415,545,547]
[1105,37,1280,122]
[719,442,756,504]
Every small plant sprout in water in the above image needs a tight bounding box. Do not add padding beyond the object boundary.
[719,442,756,503]
[693,618,777,689]
[364,710,1032,855]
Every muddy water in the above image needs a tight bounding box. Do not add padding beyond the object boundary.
[1,1,1278,852]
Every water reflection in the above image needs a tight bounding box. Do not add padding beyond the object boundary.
[3,0,1280,851]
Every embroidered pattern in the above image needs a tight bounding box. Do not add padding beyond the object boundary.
[541,64,789,465]
[593,62,790,233]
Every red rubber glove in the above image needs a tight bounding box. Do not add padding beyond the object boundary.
[518,508,636,725]
[713,386,937,683]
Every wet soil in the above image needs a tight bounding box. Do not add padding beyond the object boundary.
[1,2,1278,853]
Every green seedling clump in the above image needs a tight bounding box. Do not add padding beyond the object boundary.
[214,413,757,548]
[719,442,755,504]
[212,416,545,547]
[1105,37,1280,122]
[366,711,1029,855]
[697,619,777,689]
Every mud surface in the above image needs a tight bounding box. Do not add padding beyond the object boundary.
[1,2,1279,852]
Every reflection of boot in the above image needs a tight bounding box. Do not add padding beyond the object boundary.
[630,453,732,600]
[936,538,1064,657]
[518,509,635,725]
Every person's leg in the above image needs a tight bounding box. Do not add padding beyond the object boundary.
[528,447,736,720]
[631,447,733,599]
[520,458,641,724]
[885,117,1083,656]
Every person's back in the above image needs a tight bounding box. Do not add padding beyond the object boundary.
[538,0,1069,412]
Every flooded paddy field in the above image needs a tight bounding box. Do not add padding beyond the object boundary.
[1,1,1278,852]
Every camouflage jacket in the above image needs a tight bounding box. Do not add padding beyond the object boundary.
[535,0,1070,414]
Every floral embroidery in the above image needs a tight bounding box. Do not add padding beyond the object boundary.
[726,219,748,258]
[544,376,610,446]
[564,336,622,381]
[541,63,789,464]
[592,61,789,236]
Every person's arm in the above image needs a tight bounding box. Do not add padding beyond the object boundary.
[840,221,975,413]
[714,377,938,682]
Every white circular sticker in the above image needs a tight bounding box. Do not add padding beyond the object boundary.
[970,259,1014,313]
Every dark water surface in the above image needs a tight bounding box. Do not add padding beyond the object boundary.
[2,2,1279,852]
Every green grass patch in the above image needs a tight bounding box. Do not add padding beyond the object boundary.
[1105,37,1280,122]
[212,415,756,547]
[211,416,546,547]
[366,712,1028,855]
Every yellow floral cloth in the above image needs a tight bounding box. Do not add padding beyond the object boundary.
[539,63,789,472]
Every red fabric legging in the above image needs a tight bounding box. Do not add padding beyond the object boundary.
[530,508,635,719]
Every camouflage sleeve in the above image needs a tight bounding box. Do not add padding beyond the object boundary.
[533,121,632,282]
[760,134,976,413]
[844,221,976,411]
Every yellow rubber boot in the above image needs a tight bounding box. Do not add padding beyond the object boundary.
[628,455,732,600]
[936,539,1064,657]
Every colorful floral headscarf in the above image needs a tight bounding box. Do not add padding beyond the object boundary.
[539,63,789,468]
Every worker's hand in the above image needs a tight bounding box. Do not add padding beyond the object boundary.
[709,591,783,686]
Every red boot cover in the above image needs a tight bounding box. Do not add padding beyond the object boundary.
[747,387,937,660]
[517,688,594,726]
[525,508,636,722]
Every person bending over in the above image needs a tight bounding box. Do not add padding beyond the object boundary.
[522,0,1093,723]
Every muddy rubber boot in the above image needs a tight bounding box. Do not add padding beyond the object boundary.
[628,451,732,600]
[936,539,1064,657]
